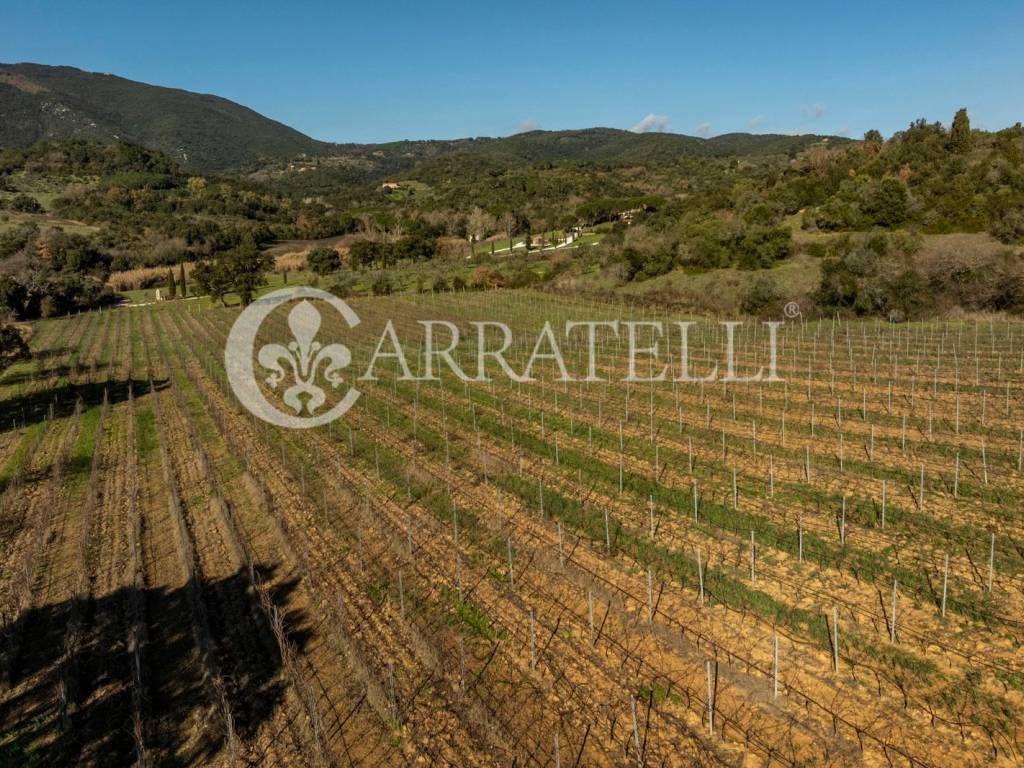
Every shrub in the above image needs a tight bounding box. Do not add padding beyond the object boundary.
[371,272,393,296]
[329,273,356,297]
[306,247,342,275]
[467,266,505,290]
[736,226,793,269]
[740,275,781,315]
[6,193,43,213]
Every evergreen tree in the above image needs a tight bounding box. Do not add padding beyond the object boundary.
[178,263,187,297]
[166,269,177,298]
[949,108,972,153]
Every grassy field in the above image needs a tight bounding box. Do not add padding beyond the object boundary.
[0,290,1021,765]
[0,209,100,236]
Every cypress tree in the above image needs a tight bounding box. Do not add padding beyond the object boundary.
[166,269,177,298]
[949,108,972,153]
[178,263,187,297]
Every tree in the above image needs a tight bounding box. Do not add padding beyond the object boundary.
[863,129,883,144]
[221,238,273,305]
[192,261,228,305]
[391,234,437,262]
[178,263,187,297]
[349,240,383,270]
[0,319,29,372]
[166,269,177,298]
[949,108,972,154]
[191,238,271,306]
[864,178,909,227]
[307,247,342,276]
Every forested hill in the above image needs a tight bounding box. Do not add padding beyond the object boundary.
[0,64,845,176]
[0,63,328,173]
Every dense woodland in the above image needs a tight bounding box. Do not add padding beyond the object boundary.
[0,109,1022,328]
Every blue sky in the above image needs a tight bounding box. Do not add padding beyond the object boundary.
[3,1,1022,143]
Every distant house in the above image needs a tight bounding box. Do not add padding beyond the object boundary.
[381,181,401,192]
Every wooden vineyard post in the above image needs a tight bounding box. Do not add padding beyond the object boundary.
[604,508,611,553]
[772,632,779,699]
[692,480,698,522]
[646,568,655,624]
[954,452,960,498]
[587,590,595,642]
[529,609,537,670]
[941,553,949,618]
[798,515,803,563]
[749,531,756,581]
[458,637,466,694]
[619,421,624,495]
[832,607,839,673]
[398,570,405,618]
[388,661,398,720]
[557,521,565,568]
[919,464,925,512]
[507,538,515,588]
[732,468,738,511]
[881,480,887,530]
[696,549,705,605]
[554,733,561,768]
[988,532,995,594]
[705,660,715,735]
[840,496,847,546]
[890,580,898,643]
[982,440,989,485]
[630,695,642,766]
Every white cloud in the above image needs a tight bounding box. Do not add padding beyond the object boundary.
[514,120,541,134]
[748,115,764,130]
[631,113,671,133]
[695,122,712,138]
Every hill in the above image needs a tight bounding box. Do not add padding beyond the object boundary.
[0,63,327,173]
[0,64,846,177]
[456,127,841,163]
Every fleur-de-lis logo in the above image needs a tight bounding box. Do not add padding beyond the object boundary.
[225,287,360,429]
[257,300,352,415]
